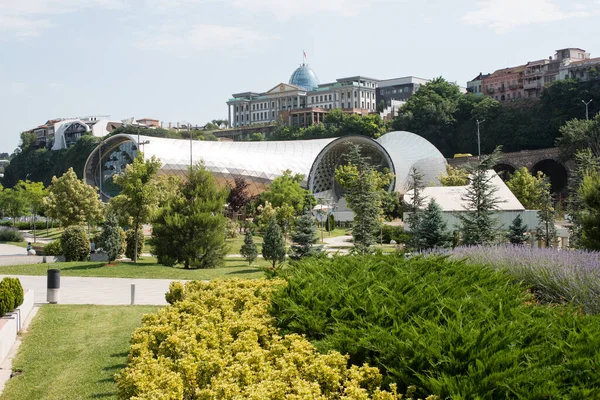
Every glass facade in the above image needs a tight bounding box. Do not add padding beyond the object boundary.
[289,64,320,91]
[95,140,138,198]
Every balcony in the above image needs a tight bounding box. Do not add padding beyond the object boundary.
[498,86,505,92]
[486,88,495,94]
[508,84,518,90]
[523,81,542,90]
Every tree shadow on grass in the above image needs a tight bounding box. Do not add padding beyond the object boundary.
[226,269,261,275]
[102,363,125,372]
[60,263,107,271]
[91,393,115,399]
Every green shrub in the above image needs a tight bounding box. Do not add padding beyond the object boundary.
[1,278,24,310]
[0,227,24,242]
[125,229,144,260]
[0,287,14,317]
[165,281,185,305]
[270,254,600,399]
[43,240,62,256]
[326,214,335,232]
[380,225,408,244]
[61,226,90,262]
[0,221,48,230]
[225,219,239,239]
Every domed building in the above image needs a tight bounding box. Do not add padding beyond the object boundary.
[288,64,320,91]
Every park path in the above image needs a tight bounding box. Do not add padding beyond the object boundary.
[0,243,50,266]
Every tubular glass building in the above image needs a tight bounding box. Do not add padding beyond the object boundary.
[84,131,447,217]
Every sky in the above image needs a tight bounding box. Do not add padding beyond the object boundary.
[1,0,599,153]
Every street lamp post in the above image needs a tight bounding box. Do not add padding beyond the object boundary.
[582,99,593,120]
[476,119,485,160]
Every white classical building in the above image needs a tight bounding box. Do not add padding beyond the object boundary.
[84,131,448,219]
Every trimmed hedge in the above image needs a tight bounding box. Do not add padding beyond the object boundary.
[0,226,24,242]
[0,220,50,230]
[61,226,90,262]
[43,240,62,256]
[0,278,24,317]
[270,254,600,399]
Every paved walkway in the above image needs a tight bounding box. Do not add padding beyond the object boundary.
[0,243,53,266]
[0,275,172,305]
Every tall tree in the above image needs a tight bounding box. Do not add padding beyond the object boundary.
[405,167,427,251]
[556,114,600,161]
[420,199,452,250]
[260,170,314,214]
[335,144,393,254]
[536,176,557,248]
[110,154,161,262]
[151,163,228,269]
[567,149,600,247]
[290,213,321,259]
[99,211,123,263]
[458,148,503,245]
[44,168,104,227]
[239,229,258,265]
[507,214,529,245]
[262,218,286,269]
[227,177,253,214]
[505,167,548,209]
[578,170,600,250]
[17,180,46,242]
[0,187,29,226]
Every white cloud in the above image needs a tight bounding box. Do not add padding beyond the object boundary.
[463,0,598,33]
[0,0,125,37]
[133,24,273,55]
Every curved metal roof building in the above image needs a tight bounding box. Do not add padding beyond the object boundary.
[84,131,446,204]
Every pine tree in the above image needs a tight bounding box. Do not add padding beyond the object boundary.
[151,163,228,269]
[507,214,528,245]
[579,170,600,250]
[536,176,557,248]
[99,211,123,262]
[239,229,258,265]
[458,148,503,245]
[405,167,426,251]
[290,213,321,259]
[262,218,286,269]
[420,200,451,250]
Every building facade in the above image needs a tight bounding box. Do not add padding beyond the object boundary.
[482,65,525,101]
[376,76,430,106]
[466,73,490,96]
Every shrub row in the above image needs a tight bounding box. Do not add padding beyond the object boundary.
[0,220,50,230]
[270,254,600,399]
[43,240,62,256]
[0,278,24,317]
[116,279,433,400]
[0,226,24,242]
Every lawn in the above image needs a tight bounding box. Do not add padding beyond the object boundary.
[0,258,268,280]
[226,234,263,254]
[0,305,157,400]
[0,241,28,249]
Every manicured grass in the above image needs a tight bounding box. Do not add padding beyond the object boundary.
[226,234,263,254]
[0,305,157,400]
[27,227,63,241]
[0,258,267,280]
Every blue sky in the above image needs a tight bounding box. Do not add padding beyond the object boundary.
[1,0,599,153]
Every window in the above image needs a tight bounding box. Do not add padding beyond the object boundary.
[329,94,332,101]
[404,87,409,93]
[272,111,275,118]
[320,95,323,102]
[272,101,274,108]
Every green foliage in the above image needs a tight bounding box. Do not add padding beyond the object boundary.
[380,225,408,244]
[151,163,228,269]
[110,154,161,262]
[43,239,62,256]
[239,229,258,265]
[270,254,600,399]
[578,170,600,250]
[262,218,286,269]
[259,170,313,215]
[0,277,24,311]
[439,164,469,186]
[125,229,144,261]
[99,211,123,262]
[535,176,557,247]
[507,214,528,245]
[225,219,240,239]
[0,226,24,242]
[419,200,451,249]
[165,281,185,305]
[61,226,90,262]
[290,213,320,260]
[44,168,104,227]
[458,148,502,245]
[381,191,403,221]
[505,167,548,209]
[405,167,426,251]
[0,186,29,224]
[326,213,335,232]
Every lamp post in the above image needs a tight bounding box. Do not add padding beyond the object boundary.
[582,99,593,120]
[476,119,485,160]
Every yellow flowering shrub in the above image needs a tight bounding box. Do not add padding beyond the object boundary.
[116,279,436,400]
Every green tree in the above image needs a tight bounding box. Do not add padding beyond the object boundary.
[578,171,600,250]
[440,164,469,186]
[0,186,28,226]
[420,199,451,250]
[151,163,228,269]
[99,211,123,263]
[110,154,161,262]
[376,100,386,113]
[536,176,557,248]
[335,144,392,254]
[290,213,320,260]
[17,180,46,242]
[556,114,600,161]
[43,168,104,227]
[260,170,314,215]
[458,148,503,245]
[239,229,258,265]
[505,167,547,209]
[507,214,529,245]
[61,226,90,262]
[405,167,427,251]
[261,218,286,269]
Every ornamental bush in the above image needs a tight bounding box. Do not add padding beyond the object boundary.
[0,226,24,242]
[61,226,90,262]
[116,279,428,400]
[125,229,144,260]
[43,239,62,256]
[270,254,600,398]
[0,278,23,316]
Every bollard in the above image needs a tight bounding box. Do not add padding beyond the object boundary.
[43,255,47,263]
[47,269,60,304]
[130,284,136,305]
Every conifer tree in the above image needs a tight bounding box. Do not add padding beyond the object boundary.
[262,218,286,269]
[536,176,557,248]
[290,213,321,259]
[405,167,426,251]
[99,211,123,262]
[579,171,600,250]
[151,163,227,269]
[458,148,503,245]
[507,214,528,245]
[239,229,258,265]
[420,199,451,250]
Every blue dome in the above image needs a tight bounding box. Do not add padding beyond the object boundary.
[289,64,320,91]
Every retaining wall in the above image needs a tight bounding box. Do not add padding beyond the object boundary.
[0,290,35,362]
